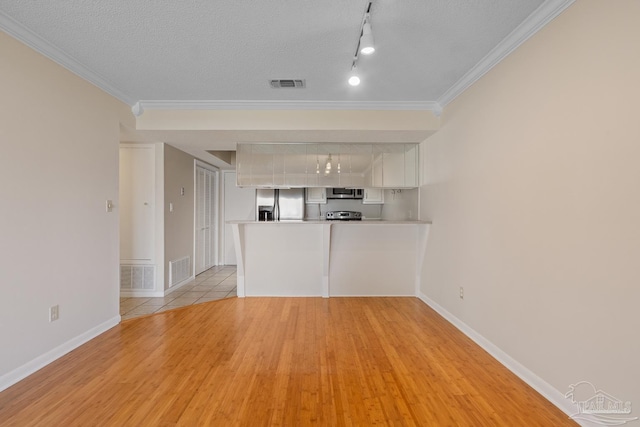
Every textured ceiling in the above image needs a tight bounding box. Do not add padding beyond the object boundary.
[0,0,546,104]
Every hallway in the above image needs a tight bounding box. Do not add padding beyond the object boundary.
[119,266,237,320]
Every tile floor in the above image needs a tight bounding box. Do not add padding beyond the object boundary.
[120,265,237,320]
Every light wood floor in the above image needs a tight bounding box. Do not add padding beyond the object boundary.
[0,298,575,426]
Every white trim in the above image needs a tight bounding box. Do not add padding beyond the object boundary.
[134,100,443,113]
[230,223,246,297]
[120,276,194,297]
[212,170,220,268]
[1,1,574,114]
[164,276,195,295]
[438,0,575,108]
[0,315,121,393]
[244,294,323,298]
[119,290,165,298]
[321,224,331,298]
[0,11,134,105]
[416,293,580,420]
[195,159,219,173]
[330,294,416,297]
[154,143,165,292]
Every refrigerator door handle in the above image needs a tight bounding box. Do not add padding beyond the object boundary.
[274,189,280,221]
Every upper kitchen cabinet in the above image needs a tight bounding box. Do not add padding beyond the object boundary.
[305,187,327,204]
[367,144,419,188]
[236,143,419,189]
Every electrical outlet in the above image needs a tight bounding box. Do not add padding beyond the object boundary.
[459,287,464,299]
[49,305,59,322]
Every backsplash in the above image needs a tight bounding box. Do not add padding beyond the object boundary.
[304,188,419,221]
[381,188,419,221]
[305,199,382,220]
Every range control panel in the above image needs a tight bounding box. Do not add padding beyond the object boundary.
[326,211,362,221]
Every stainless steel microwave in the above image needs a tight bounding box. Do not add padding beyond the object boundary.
[326,188,364,199]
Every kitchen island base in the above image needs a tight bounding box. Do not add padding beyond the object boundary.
[229,221,430,297]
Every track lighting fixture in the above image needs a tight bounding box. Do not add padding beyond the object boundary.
[348,1,374,87]
[359,20,375,55]
[348,65,361,86]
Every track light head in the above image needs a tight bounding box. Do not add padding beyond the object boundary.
[359,21,375,55]
[348,61,360,86]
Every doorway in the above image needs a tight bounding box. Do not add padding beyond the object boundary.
[195,162,219,275]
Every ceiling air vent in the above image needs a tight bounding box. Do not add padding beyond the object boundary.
[269,79,306,89]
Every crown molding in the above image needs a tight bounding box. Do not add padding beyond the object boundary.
[133,100,442,116]
[3,0,573,115]
[0,11,135,105]
[437,0,576,108]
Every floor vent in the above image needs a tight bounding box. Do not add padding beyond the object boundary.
[120,265,155,290]
[169,256,191,287]
[269,79,306,89]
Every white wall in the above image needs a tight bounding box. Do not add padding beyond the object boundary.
[222,171,255,265]
[0,31,131,388]
[163,144,196,288]
[420,0,640,414]
[381,188,418,221]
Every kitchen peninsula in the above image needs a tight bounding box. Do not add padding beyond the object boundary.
[228,220,431,297]
[231,142,429,297]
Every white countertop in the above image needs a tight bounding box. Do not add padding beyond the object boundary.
[227,219,432,225]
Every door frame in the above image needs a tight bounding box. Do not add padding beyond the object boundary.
[194,160,220,274]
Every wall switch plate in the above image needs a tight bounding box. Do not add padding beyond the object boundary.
[106,200,113,212]
[49,305,59,322]
[169,202,174,212]
[459,287,464,299]
[180,187,185,196]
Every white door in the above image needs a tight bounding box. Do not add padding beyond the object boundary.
[195,165,218,274]
[223,171,255,265]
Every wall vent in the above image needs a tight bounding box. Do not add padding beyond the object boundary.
[169,256,191,287]
[120,265,155,290]
[269,79,306,89]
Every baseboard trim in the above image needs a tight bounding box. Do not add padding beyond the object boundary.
[120,290,165,297]
[165,276,195,295]
[0,315,121,393]
[416,293,579,421]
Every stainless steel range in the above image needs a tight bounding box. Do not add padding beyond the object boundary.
[326,211,362,221]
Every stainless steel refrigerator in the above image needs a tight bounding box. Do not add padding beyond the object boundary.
[256,188,305,221]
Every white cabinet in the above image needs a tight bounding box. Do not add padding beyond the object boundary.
[362,188,384,204]
[236,143,419,189]
[305,187,327,204]
[372,144,419,188]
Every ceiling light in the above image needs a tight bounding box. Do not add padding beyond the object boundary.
[359,21,375,55]
[348,2,374,87]
[325,155,333,174]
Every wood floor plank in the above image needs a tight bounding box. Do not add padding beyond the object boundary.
[0,297,576,426]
